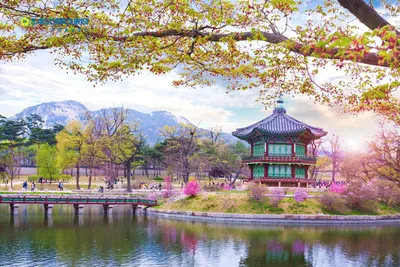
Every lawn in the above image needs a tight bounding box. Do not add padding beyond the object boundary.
[158,192,400,216]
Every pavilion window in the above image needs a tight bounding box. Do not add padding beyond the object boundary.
[253,142,265,156]
[268,164,292,178]
[253,165,264,178]
[295,145,305,156]
[295,167,305,178]
[268,144,291,156]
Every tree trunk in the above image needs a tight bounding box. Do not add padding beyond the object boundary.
[230,164,244,186]
[126,163,132,192]
[76,163,81,190]
[332,162,336,182]
[88,166,92,189]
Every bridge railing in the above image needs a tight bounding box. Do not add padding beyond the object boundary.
[0,195,157,206]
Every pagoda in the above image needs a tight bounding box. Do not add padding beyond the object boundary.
[232,99,328,187]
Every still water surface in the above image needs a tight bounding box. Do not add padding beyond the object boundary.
[0,205,399,267]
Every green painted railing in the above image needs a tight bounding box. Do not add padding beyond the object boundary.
[0,196,157,206]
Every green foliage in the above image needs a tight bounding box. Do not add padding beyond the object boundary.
[28,174,40,182]
[36,144,60,181]
[153,177,164,181]
[60,174,72,182]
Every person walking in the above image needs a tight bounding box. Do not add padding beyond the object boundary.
[22,181,28,191]
[31,182,36,191]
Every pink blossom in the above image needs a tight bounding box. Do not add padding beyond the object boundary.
[294,189,310,203]
[183,180,201,196]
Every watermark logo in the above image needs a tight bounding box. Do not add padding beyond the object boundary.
[19,17,89,33]
[20,17,30,27]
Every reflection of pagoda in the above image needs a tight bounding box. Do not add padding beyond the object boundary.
[232,98,327,187]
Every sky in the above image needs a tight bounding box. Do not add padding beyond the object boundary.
[0,1,395,151]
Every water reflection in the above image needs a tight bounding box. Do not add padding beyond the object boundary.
[0,205,399,267]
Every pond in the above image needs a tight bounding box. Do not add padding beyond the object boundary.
[0,205,399,267]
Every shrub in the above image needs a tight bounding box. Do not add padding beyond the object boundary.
[329,183,346,194]
[183,180,201,197]
[343,181,378,209]
[247,182,268,202]
[318,192,348,213]
[294,189,310,203]
[28,175,40,182]
[270,188,285,207]
[370,179,400,206]
[162,176,175,199]
[389,189,400,207]
[59,174,72,182]
[154,177,164,181]
[203,184,222,192]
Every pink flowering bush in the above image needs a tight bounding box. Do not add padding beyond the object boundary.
[294,189,310,203]
[344,181,378,210]
[318,192,348,213]
[162,176,175,199]
[329,183,346,194]
[247,182,268,202]
[270,188,285,207]
[370,179,400,206]
[183,180,201,197]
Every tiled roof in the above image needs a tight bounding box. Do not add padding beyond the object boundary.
[232,107,327,139]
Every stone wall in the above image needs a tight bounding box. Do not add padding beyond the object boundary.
[147,208,400,225]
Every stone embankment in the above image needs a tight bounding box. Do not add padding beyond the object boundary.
[147,209,400,224]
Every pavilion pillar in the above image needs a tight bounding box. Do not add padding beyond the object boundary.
[305,166,309,179]
[250,165,253,179]
[10,204,19,215]
[292,142,296,156]
[264,164,267,179]
[265,143,269,156]
[291,165,295,179]
[250,143,253,156]
[103,204,113,215]
[44,204,54,215]
[73,204,84,215]
[305,143,308,156]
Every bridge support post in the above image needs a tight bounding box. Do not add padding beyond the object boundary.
[44,204,54,215]
[298,182,301,188]
[103,204,113,215]
[132,205,137,214]
[278,182,281,187]
[73,204,84,215]
[10,204,19,215]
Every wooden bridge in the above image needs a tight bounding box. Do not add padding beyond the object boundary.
[0,195,157,215]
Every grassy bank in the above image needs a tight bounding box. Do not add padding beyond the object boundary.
[158,193,400,216]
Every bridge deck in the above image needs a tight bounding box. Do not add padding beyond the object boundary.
[0,195,157,206]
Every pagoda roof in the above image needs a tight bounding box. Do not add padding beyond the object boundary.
[232,103,327,141]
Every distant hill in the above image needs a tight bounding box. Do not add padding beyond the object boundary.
[10,100,236,145]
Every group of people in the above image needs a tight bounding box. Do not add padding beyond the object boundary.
[314,180,346,189]
[22,181,35,191]
[22,180,64,191]
[140,182,149,189]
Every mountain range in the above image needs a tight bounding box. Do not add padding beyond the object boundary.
[10,100,234,145]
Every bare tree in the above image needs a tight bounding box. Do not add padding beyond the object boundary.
[324,134,344,182]
[308,138,330,179]
[364,122,400,183]
[161,123,201,183]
